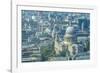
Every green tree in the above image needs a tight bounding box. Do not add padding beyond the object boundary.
[40,41,56,61]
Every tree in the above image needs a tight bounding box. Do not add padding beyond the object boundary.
[40,41,56,61]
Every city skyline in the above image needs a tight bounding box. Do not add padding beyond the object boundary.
[21,10,90,62]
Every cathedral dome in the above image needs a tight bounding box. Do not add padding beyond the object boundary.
[66,26,75,34]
